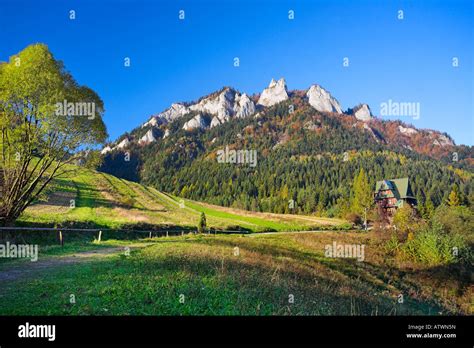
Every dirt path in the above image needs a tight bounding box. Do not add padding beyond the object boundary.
[0,247,125,283]
[248,229,355,236]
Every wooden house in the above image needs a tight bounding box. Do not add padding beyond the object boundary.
[374,177,417,217]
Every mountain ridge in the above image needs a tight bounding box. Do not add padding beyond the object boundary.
[102,78,462,158]
[98,77,473,216]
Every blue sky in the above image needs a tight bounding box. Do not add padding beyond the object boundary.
[1,0,473,145]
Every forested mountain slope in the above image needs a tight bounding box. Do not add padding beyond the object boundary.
[100,80,474,216]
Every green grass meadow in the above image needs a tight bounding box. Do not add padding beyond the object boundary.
[1,167,471,316]
[0,232,464,315]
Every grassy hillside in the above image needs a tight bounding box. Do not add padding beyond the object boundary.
[17,167,349,232]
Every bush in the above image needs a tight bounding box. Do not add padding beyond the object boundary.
[384,232,402,256]
[432,205,474,243]
[345,212,362,226]
[392,204,423,240]
[339,222,353,230]
[401,221,469,266]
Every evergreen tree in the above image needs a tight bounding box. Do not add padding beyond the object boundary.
[280,184,289,200]
[416,193,425,219]
[448,185,461,206]
[198,212,207,233]
[423,195,435,220]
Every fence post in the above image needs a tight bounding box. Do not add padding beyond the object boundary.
[166,231,169,237]
[59,231,64,247]
[182,231,184,237]
[98,230,102,243]
[149,232,152,239]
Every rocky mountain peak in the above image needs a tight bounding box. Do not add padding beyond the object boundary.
[103,78,460,162]
[143,103,190,127]
[257,78,288,107]
[188,87,256,126]
[141,87,257,132]
[306,84,342,113]
[276,78,286,88]
[189,88,235,121]
[234,93,255,118]
[353,104,372,122]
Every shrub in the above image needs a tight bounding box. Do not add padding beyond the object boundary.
[401,221,469,266]
[392,204,422,239]
[345,212,362,226]
[339,222,353,230]
[384,232,402,256]
[432,205,474,243]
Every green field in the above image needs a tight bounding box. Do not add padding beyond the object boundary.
[1,168,471,316]
[17,167,349,232]
[1,231,471,315]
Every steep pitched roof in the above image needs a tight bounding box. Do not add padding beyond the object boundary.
[375,177,415,199]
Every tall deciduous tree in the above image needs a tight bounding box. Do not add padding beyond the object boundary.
[0,44,107,226]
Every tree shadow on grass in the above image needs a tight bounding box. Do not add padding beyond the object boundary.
[188,236,453,315]
[2,222,197,245]
[0,246,427,315]
[35,179,169,213]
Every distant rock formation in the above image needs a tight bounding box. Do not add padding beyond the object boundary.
[143,103,190,128]
[189,88,235,122]
[353,104,372,122]
[431,133,455,147]
[234,93,255,118]
[116,137,130,149]
[100,146,112,155]
[138,129,156,145]
[306,85,342,113]
[101,77,458,157]
[257,78,288,107]
[183,114,207,131]
[398,125,418,136]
